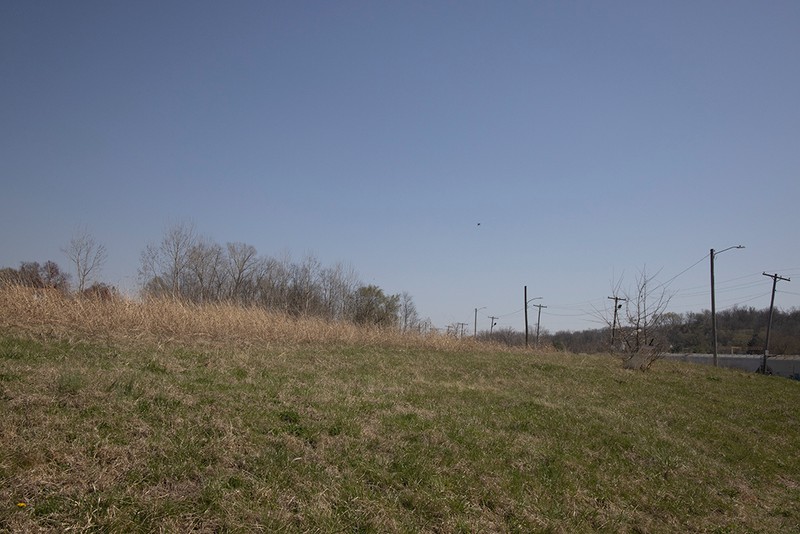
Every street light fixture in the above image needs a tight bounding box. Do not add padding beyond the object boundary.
[710,245,745,367]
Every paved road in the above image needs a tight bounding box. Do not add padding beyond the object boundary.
[664,353,800,379]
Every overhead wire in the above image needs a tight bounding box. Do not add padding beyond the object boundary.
[655,252,710,291]
[483,263,796,332]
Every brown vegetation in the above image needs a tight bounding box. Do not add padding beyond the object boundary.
[0,284,490,353]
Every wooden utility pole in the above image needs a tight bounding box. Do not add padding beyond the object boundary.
[761,272,790,374]
[524,287,542,348]
[524,286,529,347]
[532,304,547,345]
[607,295,626,351]
[456,322,468,339]
[489,316,499,335]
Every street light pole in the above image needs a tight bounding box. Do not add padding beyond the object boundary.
[710,245,745,367]
[523,286,542,348]
[710,248,717,367]
[524,286,528,347]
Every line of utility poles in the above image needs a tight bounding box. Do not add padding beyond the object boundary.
[761,272,791,374]
[607,295,626,351]
[459,247,792,363]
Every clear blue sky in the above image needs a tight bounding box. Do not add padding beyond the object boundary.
[2,1,799,333]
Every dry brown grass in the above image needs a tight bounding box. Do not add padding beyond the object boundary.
[0,284,504,353]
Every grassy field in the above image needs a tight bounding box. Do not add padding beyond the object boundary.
[1,288,799,532]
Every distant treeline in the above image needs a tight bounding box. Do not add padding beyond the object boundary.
[1,255,423,331]
[138,224,424,330]
[1,224,427,332]
[0,261,73,293]
[549,307,800,356]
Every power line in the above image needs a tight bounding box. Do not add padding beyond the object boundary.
[655,252,710,290]
[671,279,765,300]
[541,310,594,317]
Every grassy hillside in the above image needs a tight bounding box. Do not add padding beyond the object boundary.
[1,288,799,532]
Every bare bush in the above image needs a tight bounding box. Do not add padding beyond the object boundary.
[606,269,672,371]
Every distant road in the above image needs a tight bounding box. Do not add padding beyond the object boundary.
[663,353,800,379]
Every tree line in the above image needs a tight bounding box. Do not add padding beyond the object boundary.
[1,223,426,331]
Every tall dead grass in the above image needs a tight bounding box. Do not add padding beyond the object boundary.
[0,284,491,351]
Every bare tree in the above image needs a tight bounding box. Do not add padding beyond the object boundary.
[185,239,226,303]
[225,242,259,303]
[399,291,419,332]
[608,268,673,371]
[63,228,107,293]
[256,255,292,311]
[139,222,196,297]
[288,254,323,316]
[318,262,360,320]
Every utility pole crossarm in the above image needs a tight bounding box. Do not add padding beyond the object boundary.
[763,272,790,283]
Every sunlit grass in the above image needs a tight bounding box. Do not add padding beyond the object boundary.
[0,285,798,531]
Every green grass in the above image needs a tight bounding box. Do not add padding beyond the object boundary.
[1,335,798,532]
